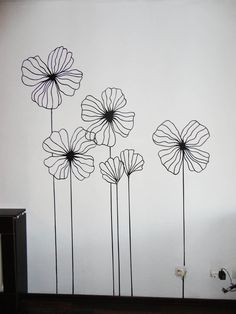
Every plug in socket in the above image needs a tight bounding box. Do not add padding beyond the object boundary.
[175,267,187,278]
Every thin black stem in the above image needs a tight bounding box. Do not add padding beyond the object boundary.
[127,175,133,296]
[52,177,58,294]
[182,158,186,299]
[50,109,58,294]
[70,167,75,294]
[50,109,53,134]
[109,146,115,295]
[116,183,121,296]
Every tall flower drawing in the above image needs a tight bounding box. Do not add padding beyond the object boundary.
[43,127,96,294]
[82,87,135,296]
[21,46,84,294]
[120,149,144,296]
[152,120,210,298]
[99,157,124,296]
[81,87,135,147]
[21,46,83,110]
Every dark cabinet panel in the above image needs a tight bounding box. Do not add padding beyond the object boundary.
[0,209,27,313]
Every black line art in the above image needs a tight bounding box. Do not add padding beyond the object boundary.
[43,127,96,294]
[21,46,83,294]
[152,120,210,298]
[81,87,135,296]
[100,157,124,296]
[21,46,83,110]
[120,149,144,296]
[81,87,135,147]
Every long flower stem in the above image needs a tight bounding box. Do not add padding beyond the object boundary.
[182,159,186,299]
[52,177,58,293]
[127,176,133,296]
[109,147,115,295]
[69,168,75,294]
[51,109,58,294]
[116,183,121,296]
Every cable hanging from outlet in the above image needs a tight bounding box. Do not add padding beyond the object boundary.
[220,268,236,293]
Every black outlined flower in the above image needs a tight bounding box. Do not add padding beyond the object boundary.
[99,157,124,184]
[152,120,210,175]
[43,127,96,180]
[120,149,144,176]
[21,46,83,109]
[81,87,135,147]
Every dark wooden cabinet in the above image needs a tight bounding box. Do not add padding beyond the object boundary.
[0,209,27,313]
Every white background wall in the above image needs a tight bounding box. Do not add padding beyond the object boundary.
[0,0,236,299]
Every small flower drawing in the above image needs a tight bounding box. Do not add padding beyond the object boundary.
[43,127,96,180]
[81,87,135,147]
[120,149,144,177]
[152,120,210,175]
[21,46,83,109]
[99,157,124,184]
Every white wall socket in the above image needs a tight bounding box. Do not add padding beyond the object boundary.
[175,267,187,278]
[210,270,218,278]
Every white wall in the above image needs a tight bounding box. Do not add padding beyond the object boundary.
[0,0,236,299]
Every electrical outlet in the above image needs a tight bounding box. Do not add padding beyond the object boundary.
[210,270,218,278]
[175,267,187,278]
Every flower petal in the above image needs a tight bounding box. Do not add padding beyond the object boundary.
[99,157,124,184]
[44,156,69,179]
[158,146,183,175]
[56,69,83,96]
[70,127,96,154]
[21,56,49,86]
[71,155,95,181]
[101,87,127,111]
[181,120,210,147]
[43,129,69,155]
[81,95,105,122]
[153,120,181,147]
[112,111,135,138]
[47,46,74,73]
[184,148,210,173]
[120,149,144,176]
[85,118,115,147]
[31,80,62,109]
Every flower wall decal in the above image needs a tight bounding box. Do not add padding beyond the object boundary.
[152,120,210,175]
[152,120,210,298]
[99,157,124,296]
[21,46,83,110]
[43,127,96,294]
[81,87,135,147]
[120,149,144,176]
[43,127,96,180]
[82,87,136,296]
[21,46,84,294]
[120,149,144,296]
[99,157,124,184]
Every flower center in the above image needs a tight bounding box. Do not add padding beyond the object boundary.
[48,73,57,81]
[104,110,115,123]
[179,140,186,151]
[66,150,75,163]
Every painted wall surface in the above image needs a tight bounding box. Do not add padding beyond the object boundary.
[1,0,236,299]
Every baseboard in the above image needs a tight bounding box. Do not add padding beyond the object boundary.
[22,293,236,308]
